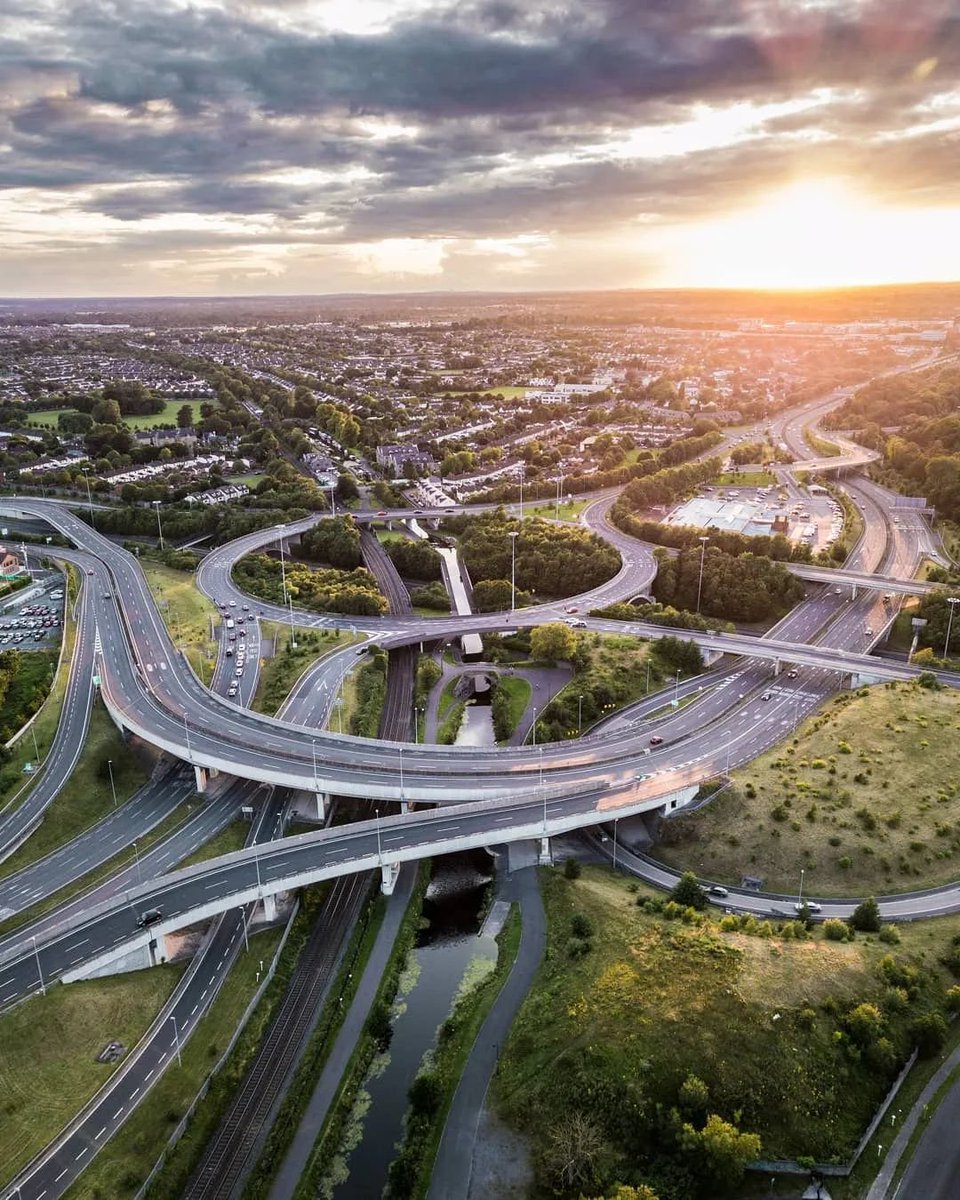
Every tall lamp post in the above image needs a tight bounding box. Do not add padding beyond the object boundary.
[81,465,94,519]
[508,530,519,612]
[107,758,118,807]
[696,535,709,614]
[152,500,165,551]
[944,597,960,660]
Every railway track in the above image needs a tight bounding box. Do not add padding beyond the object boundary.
[181,869,372,1200]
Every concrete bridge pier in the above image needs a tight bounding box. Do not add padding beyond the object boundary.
[194,765,212,793]
[314,792,329,821]
[398,798,410,815]
[772,659,781,677]
[380,861,400,894]
[262,892,277,921]
[538,836,552,865]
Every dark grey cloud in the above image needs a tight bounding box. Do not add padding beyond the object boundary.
[1,0,958,288]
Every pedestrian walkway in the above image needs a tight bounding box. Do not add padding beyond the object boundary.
[865,1040,960,1200]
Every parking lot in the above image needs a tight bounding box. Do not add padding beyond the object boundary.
[667,484,843,554]
[0,580,64,650]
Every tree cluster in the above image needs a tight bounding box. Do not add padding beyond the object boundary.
[233,553,387,616]
[652,547,805,623]
[385,538,443,581]
[618,518,813,563]
[298,517,363,570]
[441,511,620,599]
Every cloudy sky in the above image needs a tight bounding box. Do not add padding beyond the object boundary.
[2,0,959,296]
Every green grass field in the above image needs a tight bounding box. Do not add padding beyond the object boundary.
[524,499,588,521]
[441,385,531,399]
[0,965,181,1190]
[28,399,209,432]
[654,679,960,895]
[494,865,955,1185]
[140,561,220,682]
[713,470,778,486]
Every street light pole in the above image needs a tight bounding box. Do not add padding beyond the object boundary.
[540,746,546,833]
[312,738,318,792]
[107,758,117,807]
[531,706,538,747]
[81,466,93,519]
[399,746,404,807]
[555,473,564,520]
[798,867,805,908]
[577,694,583,735]
[508,530,519,612]
[133,839,141,884]
[613,818,619,872]
[153,500,165,551]
[375,808,383,863]
[944,597,960,659]
[171,1015,182,1067]
[32,935,45,996]
[696,536,709,614]
[278,529,288,604]
[674,669,680,707]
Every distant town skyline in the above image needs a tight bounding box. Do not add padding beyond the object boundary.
[3,0,960,296]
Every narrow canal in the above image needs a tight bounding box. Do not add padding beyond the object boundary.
[327,851,497,1199]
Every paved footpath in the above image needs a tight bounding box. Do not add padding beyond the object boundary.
[267,865,417,1200]
[426,863,546,1200]
[866,1041,960,1200]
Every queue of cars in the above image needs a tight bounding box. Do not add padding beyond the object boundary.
[215,598,252,700]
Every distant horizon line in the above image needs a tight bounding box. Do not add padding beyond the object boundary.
[2,279,960,305]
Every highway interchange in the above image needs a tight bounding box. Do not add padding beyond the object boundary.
[1,353,959,1199]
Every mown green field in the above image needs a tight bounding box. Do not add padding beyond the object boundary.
[28,399,209,431]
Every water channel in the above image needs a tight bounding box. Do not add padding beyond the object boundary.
[327,851,497,1199]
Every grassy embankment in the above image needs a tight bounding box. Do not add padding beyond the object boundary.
[253,622,362,716]
[139,561,220,683]
[0,966,182,1191]
[28,400,210,432]
[805,427,843,458]
[62,926,283,1200]
[536,631,674,742]
[525,499,589,521]
[0,700,149,881]
[494,865,959,1196]
[654,679,960,896]
[492,675,532,743]
[324,649,386,738]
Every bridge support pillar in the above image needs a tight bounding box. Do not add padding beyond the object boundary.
[852,584,858,600]
[398,799,409,815]
[262,892,277,922]
[194,765,208,794]
[380,861,400,895]
[538,836,552,865]
[772,659,781,677]
[315,792,328,821]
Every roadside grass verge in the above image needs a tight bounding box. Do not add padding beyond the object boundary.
[254,624,360,716]
[437,700,466,745]
[525,500,588,521]
[140,561,219,683]
[0,964,182,1191]
[178,820,248,869]
[291,866,427,1200]
[0,566,76,815]
[65,915,294,1200]
[0,800,194,939]
[0,700,148,881]
[389,906,522,1199]
[325,662,359,733]
[492,864,954,1193]
[806,428,842,457]
[652,678,960,896]
[714,470,778,486]
[828,482,864,563]
[242,878,385,1200]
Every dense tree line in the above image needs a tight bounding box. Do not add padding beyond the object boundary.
[351,650,388,737]
[653,547,805,623]
[86,503,311,546]
[616,517,813,563]
[475,431,724,503]
[298,517,362,570]
[825,366,960,520]
[385,539,443,581]
[441,511,620,599]
[612,457,722,519]
[592,601,731,633]
[233,553,388,616]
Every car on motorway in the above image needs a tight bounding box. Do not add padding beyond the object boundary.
[834,587,843,595]
[761,691,773,701]
[707,885,729,897]
[649,735,663,746]
[795,901,822,914]
[377,510,388,516]
[86,568,94,576]
[225,648,233,657]
[565,605,579,613]
[566,618,587,628]
[355,646,367,655]
[229,600,237,607]
[235,667,244,677]
[786,670,798,679]
[136,907,163,928]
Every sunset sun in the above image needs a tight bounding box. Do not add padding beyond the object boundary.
[666,178,960,290]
